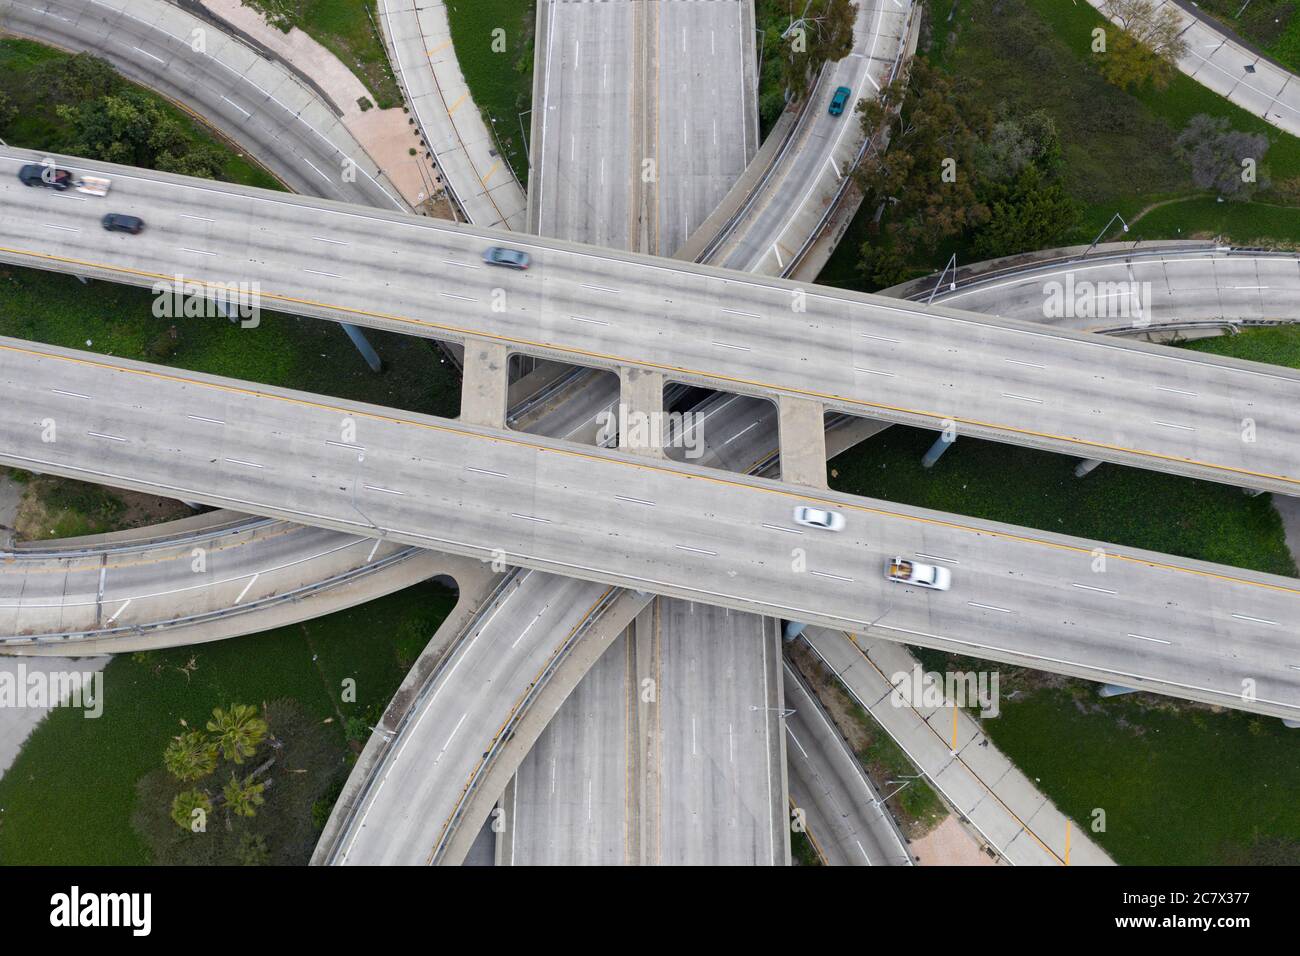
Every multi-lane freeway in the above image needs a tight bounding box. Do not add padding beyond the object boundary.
[1,336,1297,722]
[4,147,1299,496]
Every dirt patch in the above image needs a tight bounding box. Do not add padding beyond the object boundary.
[14,475,192,542]
[910,814,1001,866]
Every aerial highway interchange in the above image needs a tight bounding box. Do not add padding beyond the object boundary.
[0,0,1296,879]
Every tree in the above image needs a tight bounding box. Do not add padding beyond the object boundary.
[236,833,271,866]
[207,703,268,766]
[976,108,1061,183]
[222,773,266,819]
[164,730,219,783]
[32,52,119,101]
[972,164,1081,259]
[1174,114,1271,199]
[170,789,212,831]
[771,0,859,100]
[853,60,991,284]
[1098,0,1188,90]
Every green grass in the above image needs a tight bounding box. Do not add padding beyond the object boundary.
[0,581,456,864]
[444,0,535,187]
[240,0,400,109]
[0,266,462,418]
[820,0,1300,291]
[0,38,280,191]
[1182,322,1300,365]
[969,680,1300,865]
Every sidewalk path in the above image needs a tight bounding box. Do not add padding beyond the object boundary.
[201,0,442,211]
[378,0,528,228]
[801,627,1115,866]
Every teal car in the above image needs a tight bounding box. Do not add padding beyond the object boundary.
[828,86,852,116]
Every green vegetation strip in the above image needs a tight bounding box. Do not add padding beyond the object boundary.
[0,583,455,864]
[443,0,535,187]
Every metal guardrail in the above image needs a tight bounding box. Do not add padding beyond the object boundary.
[784,3,918,278]
[0,546,425,645]
[692,64,829,264]
[317,565,524,865]
[4,516,277,559]
[428,586,623,863]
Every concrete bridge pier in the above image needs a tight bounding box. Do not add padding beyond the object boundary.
[341,324,384,374]
[460,342,510,428]
[1074,458,1104,478]
[1099,684,1138,698]
[618,367,665,458]
[777,396,828,488]
[921,432,955,469]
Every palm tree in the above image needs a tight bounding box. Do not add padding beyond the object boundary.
[206,703,268,765]
[170,788,212,831]
[163,731,218,782]
[222,773,266,819]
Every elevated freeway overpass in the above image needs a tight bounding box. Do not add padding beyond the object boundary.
[1,336,1297,723]
[4,147,1299,496]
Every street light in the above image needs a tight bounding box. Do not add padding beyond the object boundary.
[926,253,958,304]
[1088,211,1129,254]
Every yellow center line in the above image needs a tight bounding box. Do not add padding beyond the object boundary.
[4,243,1295,490]
[446,91,468,115]
[2,339,1298,597]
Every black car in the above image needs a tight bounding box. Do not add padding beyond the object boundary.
[18,163,73,190]
[102,213,144,235]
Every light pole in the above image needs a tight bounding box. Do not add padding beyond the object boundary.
[926,253,958,304]
[1088,211,1129,254]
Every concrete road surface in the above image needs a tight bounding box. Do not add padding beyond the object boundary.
[1,337,1297,720]
[4,147,1298,494]
[783,660,911,866]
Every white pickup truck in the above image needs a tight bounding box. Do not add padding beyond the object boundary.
[76,175,112,196]
[886,556,951,591]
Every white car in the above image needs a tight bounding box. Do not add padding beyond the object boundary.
[793,505,845,532]
[886,556,952,591]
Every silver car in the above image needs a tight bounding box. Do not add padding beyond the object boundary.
[793,505,845,532]
[483,246,530,270]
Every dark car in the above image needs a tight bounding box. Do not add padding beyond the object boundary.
[18,163,73,190]
[828,86,852,117]
[102,213,144,235]
[482,246,530,270]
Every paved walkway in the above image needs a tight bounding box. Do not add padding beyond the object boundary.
[378,0,528,228]
[802,628,1114,866]
[1087,0,1300,135]
[201,0,440,210]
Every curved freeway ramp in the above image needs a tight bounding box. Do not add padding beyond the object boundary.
[0,0,408,210]
[680,0,916,276]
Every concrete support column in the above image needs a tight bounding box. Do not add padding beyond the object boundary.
[1242,487,1264,497]
[460,342,510,429]
[342,324,383,373]
[777,396,828,488]
[782,620,807,643]
[921,431,955,469]
[618,366,665,458]
[1099,684,1137,698]
[1074,458,1104,478]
